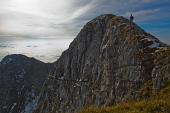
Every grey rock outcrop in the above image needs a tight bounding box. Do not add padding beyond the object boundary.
[33,14,170,113]
[0,54,53,113]
[152,48,170,91]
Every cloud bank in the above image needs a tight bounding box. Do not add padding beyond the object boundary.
[0,0,169,41]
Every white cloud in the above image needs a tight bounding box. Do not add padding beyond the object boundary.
[128,0,156,3]
[0,0,169,40]
[71,1,95,19]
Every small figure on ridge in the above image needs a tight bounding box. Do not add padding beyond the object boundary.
[129,14,134,29]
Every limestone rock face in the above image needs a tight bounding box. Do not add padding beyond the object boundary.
[0,54,53,113]
[33,14,170,113]
[152,48,170,90]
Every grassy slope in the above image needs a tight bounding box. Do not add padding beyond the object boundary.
[79,81,170,113]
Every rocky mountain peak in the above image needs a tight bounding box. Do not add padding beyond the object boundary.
[0,54,53,113]
[1,54,31,64]
[33,14,170,113]
[68,14,166,56]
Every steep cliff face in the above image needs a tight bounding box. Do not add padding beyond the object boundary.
[34,14,170,113]
[152,48,170,91]
[0,54,53,113]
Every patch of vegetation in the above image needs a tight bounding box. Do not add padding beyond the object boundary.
[79,80,170,113]
[138,80,153,99]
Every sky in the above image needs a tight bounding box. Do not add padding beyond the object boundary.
[0,0,170,62]
[0,0,169,42]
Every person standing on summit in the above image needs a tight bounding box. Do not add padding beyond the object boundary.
[129,14,134,29]
[128,14,134,38]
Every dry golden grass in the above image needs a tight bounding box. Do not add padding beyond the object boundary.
[79,81,170,113]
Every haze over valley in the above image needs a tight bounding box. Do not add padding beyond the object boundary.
[0,36,72,62]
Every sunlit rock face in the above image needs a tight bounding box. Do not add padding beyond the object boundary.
[33,14,170,113]
[0,54,53,113]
